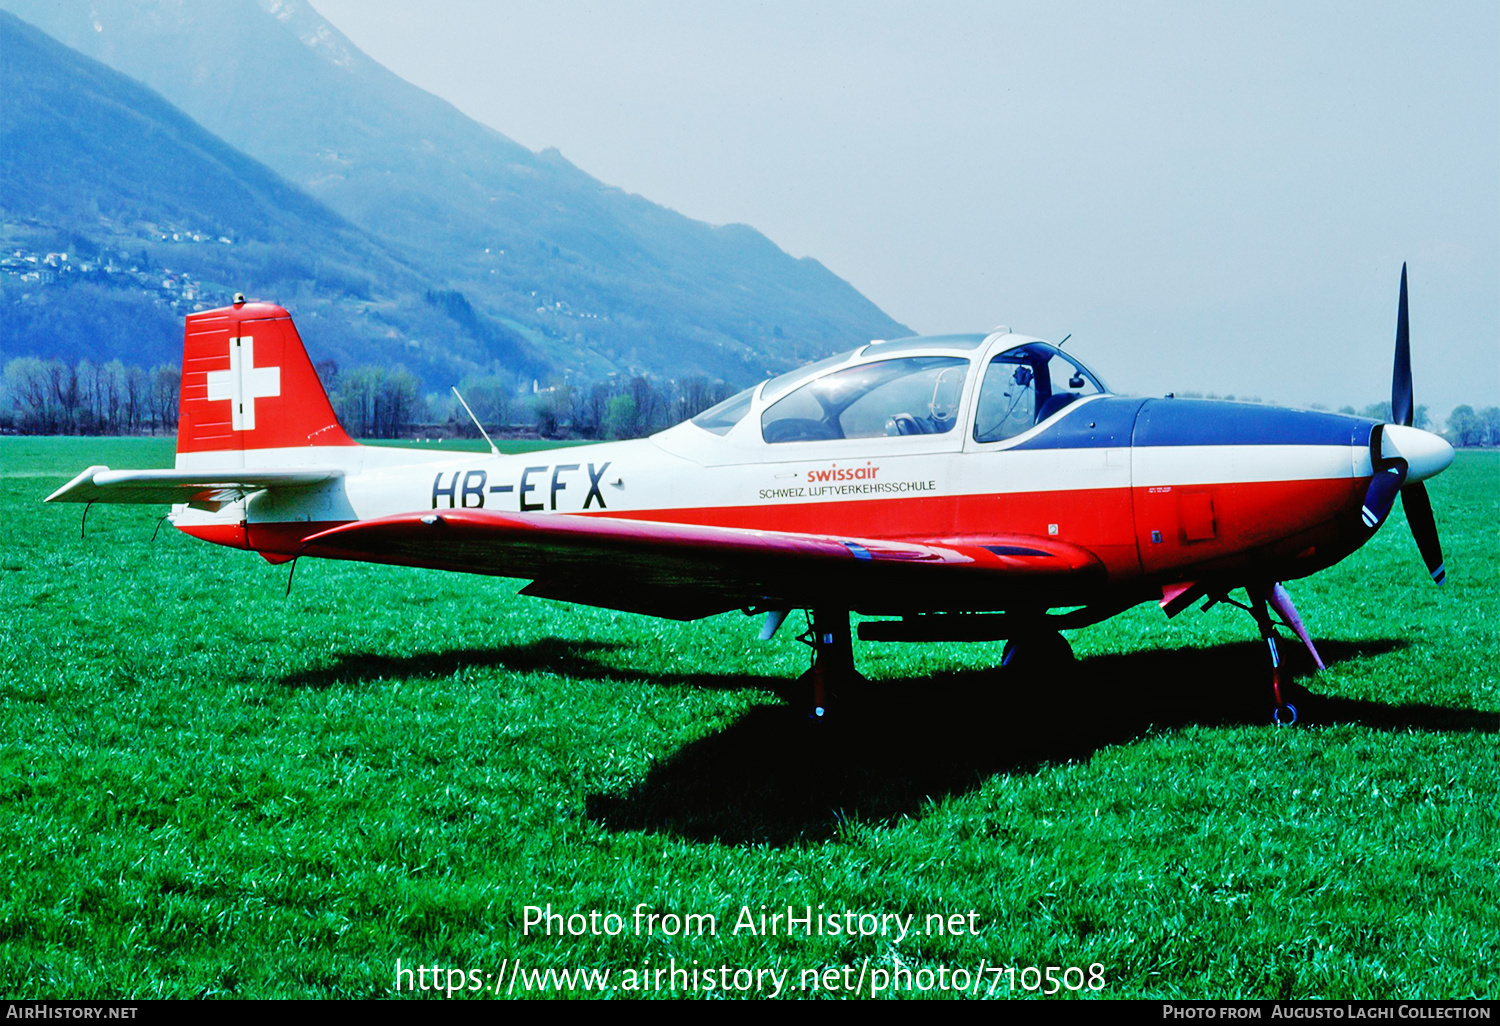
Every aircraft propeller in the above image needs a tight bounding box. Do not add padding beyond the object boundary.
[1358,264,1447,585]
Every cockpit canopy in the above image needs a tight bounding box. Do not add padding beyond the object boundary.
[689,332,1109,445]
[972,342,1108,443]
[761,355,968,442]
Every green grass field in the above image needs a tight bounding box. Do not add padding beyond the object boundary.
[1,437,1495,999]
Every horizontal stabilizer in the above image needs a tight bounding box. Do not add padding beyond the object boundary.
[46,465,344,511]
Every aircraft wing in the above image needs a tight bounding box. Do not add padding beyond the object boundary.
[46,465,344,511]
[300,509,1106,619]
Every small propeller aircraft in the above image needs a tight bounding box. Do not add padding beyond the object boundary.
[48,267,1452,723]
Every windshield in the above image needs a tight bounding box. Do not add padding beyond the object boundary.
[759,348,860,405]
[690,386,754,435]
[973,343,1107,443]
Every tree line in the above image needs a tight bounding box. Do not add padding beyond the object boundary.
[4,354,1496,446]
[0,356,737,441]
[1338,401,1500,447]
[1445,405,1500,447]
[322,365,736,441]
[3,356,182,435]
[441,371,736,442]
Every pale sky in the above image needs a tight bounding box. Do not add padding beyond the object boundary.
[312,0,1499,419]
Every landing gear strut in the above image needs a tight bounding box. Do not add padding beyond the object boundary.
[1248,583,1298,725]
[1210,582,1320,724]
[796,608,864,720]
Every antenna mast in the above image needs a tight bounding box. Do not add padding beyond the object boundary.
[451,387,500,456]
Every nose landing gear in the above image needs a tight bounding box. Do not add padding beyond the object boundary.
[1217,582,1323,725]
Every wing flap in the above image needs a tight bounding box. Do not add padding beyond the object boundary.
[46,466,344,510]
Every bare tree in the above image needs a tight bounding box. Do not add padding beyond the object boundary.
[101,360,126,434]
[48,361,79,434]
[77,359,100,432]
[5,358,57,432]
[374,367,423,438]
[125,365,147,434]
[150,364,180,433]
[333,366,383,437]
[681,376,715,421]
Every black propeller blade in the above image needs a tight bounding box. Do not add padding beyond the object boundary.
[1362,466,1406,529]
[1361,424,1406,528]
[1401,483,1446,585]
[1392,263,1412,426]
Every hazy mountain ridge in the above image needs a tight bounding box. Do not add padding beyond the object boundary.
[1,0,909,385]
[0,10,508,381]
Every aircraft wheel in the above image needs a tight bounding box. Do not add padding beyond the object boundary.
[1000,631,1075,674]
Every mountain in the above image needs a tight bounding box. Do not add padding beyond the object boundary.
[2,0,909,385]
[0,10,539,383]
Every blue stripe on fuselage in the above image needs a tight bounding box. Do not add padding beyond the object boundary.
[1132,399,1374,448]
[1010,397,1374,450]
[1009,397,1144,450]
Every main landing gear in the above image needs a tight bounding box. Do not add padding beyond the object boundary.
[1000,630,1075,676]
[790,611,1078,719]
[795,608,865,720]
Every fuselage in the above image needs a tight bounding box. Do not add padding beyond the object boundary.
[172,329,1453,614]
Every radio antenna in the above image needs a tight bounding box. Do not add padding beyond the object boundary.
[452,387,499,456]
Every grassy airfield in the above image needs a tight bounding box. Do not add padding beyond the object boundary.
[1,437,1495,1000]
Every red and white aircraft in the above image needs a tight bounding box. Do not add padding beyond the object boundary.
[49,269,1452,722]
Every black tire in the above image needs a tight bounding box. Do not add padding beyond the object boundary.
[1000,631,1075,674]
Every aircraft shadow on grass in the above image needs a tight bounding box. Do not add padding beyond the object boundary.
[277,637,785,693]
[583,637,1497,846]
[279,636,1496,847]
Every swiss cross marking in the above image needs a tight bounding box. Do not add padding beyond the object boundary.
[204,336,280,431]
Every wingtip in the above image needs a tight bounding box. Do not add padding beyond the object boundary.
[44,465,108,503]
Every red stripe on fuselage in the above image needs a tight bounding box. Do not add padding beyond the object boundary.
[209,474,1370,592]
[176,522,250,549]
[1132,476,1365,576]
[584,487,1144,578]
[245,520,348,554]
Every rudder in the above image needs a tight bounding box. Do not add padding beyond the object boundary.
[176,298,357,469]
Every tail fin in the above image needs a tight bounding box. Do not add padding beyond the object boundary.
[176,299,358,468]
